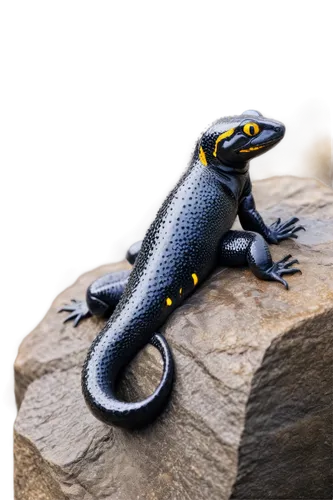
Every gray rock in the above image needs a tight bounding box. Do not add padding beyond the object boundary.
[14,177,333,500]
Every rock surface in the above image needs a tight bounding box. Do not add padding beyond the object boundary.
[14,177,333,500]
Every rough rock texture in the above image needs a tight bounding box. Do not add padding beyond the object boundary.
[14,176,333,500]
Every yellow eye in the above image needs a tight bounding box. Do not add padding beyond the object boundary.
[243,122,260,136]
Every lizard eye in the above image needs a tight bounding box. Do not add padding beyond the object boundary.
[243,122,260,137]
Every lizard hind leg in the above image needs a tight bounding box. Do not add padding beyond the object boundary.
[58,299,91,327]
[219,230,301,289]
[58,269,131,326]
[86,269,131,316]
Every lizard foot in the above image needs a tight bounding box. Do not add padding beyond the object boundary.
[269,217,306,243]
[58,299,91,327]
[263,254,302,289]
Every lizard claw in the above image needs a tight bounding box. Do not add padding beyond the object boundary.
[269,217,281,229]
[268,217,306,244]
[263,254,302,289]
[58,300,91,327]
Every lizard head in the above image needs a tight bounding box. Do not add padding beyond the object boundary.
[198,110,285,168]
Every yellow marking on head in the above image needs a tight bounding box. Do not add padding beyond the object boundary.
[213,128,235,157]
[192,273,198,286]
[239,145,265,153]
[243,122,260,137]
[179,287,183,295]
[199,146,207,166]
[166,297,172,306]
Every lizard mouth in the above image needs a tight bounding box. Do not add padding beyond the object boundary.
[238,139,278,154]
[239,145,265,153]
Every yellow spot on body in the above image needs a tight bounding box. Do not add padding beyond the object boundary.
[166,297,172,306]
[239,145,265,153]
[192,273,198,286]
[213,128,235,157]
[179,288,183,295]
[199,146,207,166]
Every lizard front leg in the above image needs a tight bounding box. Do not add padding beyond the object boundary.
[238,193,305,244]
[219,230,301,289]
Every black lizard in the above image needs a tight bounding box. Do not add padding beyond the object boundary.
[59,110,304,429]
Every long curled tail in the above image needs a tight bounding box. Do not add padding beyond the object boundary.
[82,332,174,429]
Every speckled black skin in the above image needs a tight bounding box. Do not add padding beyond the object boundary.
[59,110,304,429]
[59,270,132,326]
